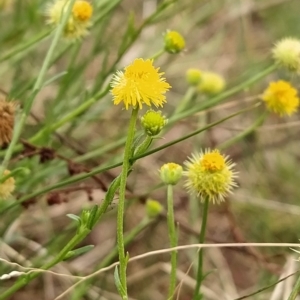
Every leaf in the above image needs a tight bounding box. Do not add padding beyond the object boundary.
[63,245,95,260]
[114,266,126,297]
[66,214,81,223]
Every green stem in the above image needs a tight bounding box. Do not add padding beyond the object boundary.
[193,198,209,300]
[219,111,267,150]
[0,0,77,174]
[150,49,165,60]
[174,86,196,115]
[117,108,139,299]
[71,217,153,300]
[29,85,110,145]
[288,275,300,300]
[0,29,51,63]
[167,184,177,300]
[0,228,89,300]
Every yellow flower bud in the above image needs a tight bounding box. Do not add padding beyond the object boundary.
[164,31,185,54]
[160,163,183,186]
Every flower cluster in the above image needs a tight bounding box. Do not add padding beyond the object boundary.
[185,68,225,95]
[46,0,93,39]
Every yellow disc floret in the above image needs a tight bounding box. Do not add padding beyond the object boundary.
[201,150,225,172]
[45,0,93,40]
[72,0,92,22]
[261,80,299,117]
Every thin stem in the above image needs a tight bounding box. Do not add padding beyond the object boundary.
[117,108,139,299]
[150,48,165,60]
[167,184,177,300]
[0,0,77,174]
[0,228,89,300]
[71,217,153,300]
[193,198,209,300]
[173,86,196,115]
[288,275,300,300]
[0,29,51,63]
[219,112,267,150]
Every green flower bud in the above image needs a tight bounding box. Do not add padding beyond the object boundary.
[146,199,163,218]
[186,68,202,86]
[160,163,183,185]
[141,110,167,136]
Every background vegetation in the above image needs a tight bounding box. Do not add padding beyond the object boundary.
[1,0,300,299]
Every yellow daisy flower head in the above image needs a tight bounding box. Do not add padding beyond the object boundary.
[0,170,15,199]
[261,80,299,116]
[197,71,225,95]
[46,0,93,40]
[184,149,238,204]
[272,38,300,73]
[111,58,171,110]
[164,30,185,54]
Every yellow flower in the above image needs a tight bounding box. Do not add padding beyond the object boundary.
[111,58,171,110]
[46,0,93,40]
[0,170,15,199]
[261,80,299,116]
[0,98,16,148]
[164,31,185,54]
[184,149,237,204]
[272,38,300,73]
